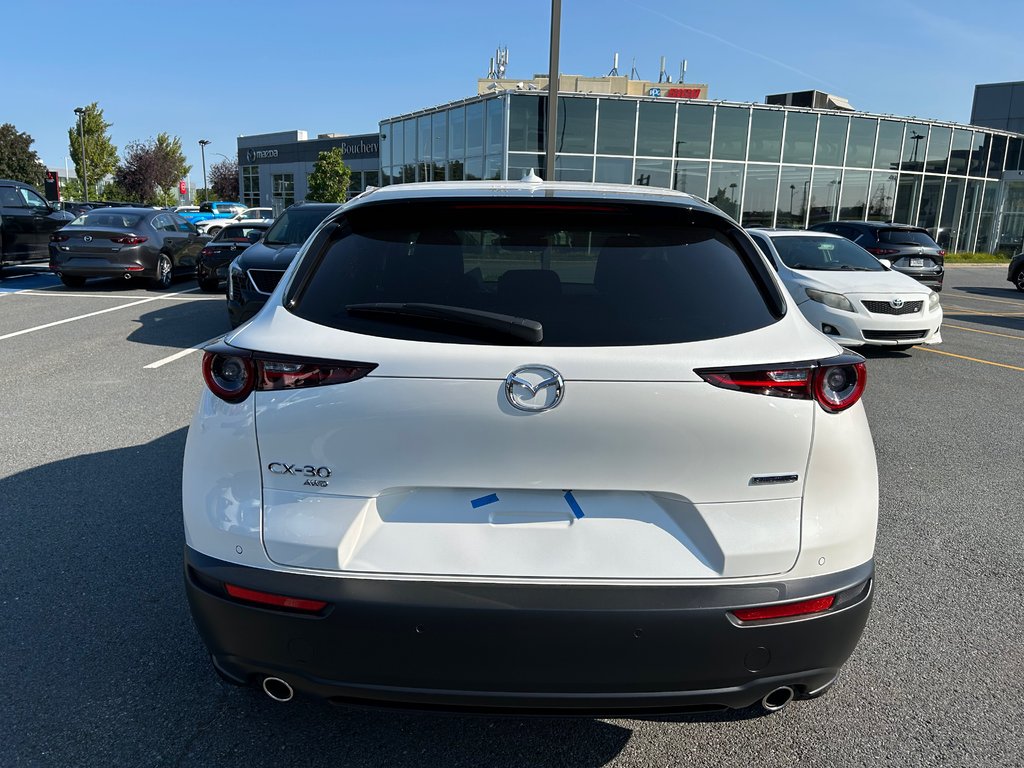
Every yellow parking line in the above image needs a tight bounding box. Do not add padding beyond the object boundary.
[943,323,1024,341]
[945,292,1022,307]
[917,346,1024,372]
[943,305,1024,317]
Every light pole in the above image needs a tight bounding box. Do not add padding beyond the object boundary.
[544,0,561,181]
[789,184,796,215]
[199,139,211,202]
[74,107,88,202]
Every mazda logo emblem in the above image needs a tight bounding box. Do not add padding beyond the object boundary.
[83,235,92,242]
[890,298,904,309]
[504,365,564,412]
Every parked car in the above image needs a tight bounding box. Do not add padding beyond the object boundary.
[748,229,942,350]
[174,205,200,215]
[195,207,274,236]
[179,201,245,225]
[1007,251,1024,292]
[0,179,75,276]
[196,221,271,292]
[184,180,878,715]
[810,221,945,291]
[225,201,338,327]
[49,207,209,289]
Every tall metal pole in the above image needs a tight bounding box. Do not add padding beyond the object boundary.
[74,107,88,202]
[199,139,211,202]
[544,0,561,181]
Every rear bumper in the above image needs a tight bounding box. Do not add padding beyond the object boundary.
[893,266,943,290]
[185,547,873,714]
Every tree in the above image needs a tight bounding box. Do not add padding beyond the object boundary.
[306,148,351,203]
[114,132,192,204]
[193,188,211,204]
[67,103,119,194]
[0,123,47,187]
[209,158,239,200]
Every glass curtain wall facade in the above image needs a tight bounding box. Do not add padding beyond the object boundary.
[381,94,1024,253]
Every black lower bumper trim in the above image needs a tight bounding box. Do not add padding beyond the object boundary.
[185,548,873,714]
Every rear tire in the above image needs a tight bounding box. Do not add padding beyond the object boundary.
[208,226,222,236]
[1014,269,1024,292]
[198,277,220,293]
[150,254,173,291]
[60,274,86,288]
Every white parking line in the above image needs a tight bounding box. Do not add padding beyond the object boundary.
[15,291,221,301]
[0,287,199,342]
[144,336,222,369]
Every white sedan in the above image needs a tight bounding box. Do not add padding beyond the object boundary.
[748,229,942,350]
[195,207,274,235]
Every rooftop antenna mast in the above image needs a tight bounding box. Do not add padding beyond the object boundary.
[607,52,619,77]
[629,57,640,80]
[487,56,497,79]
[658,56,667,83]
[679,59,688,84]
[496,46,508,79]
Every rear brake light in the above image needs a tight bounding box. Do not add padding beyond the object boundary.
[697,353,866,413]
[202,347,377,403]
[50,234,69,242]
[201,247,215,257]
[732,595,835,622]
[111,235,148,245]
[936,250,946,257]
[865,247,899,256]
[224,583,327,613]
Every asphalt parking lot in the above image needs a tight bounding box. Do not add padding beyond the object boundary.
[1,264,1022,767]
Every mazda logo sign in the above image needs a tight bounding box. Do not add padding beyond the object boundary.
[504,365,564,412]
[83,235,92,242]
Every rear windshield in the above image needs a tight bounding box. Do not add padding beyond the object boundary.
[70,212,144,228]
[265,207,335,246]
[288,201,780,346]
[216,225,267,241]
[878,229,938,247]
[769,235,884,272]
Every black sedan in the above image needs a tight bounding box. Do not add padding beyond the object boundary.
[49,208,209,290]
[226,202,338,327]
[196,222,270,292]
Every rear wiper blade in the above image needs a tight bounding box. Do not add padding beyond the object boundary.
[346,303,543,344]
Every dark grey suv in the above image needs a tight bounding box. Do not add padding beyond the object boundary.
[810,221,944,291]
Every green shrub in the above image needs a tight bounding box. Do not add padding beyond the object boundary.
[945,251,1012,263]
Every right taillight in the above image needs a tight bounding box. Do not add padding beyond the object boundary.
[201,345,377,404]
[697,353,866,413]
[200,247,215,257]
[865,247,899,256]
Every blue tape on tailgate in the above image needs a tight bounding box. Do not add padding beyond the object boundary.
[564,490,585,518]
[471,493,500,509]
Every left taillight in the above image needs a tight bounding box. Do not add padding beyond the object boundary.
[697,353,866,413]
[50,233,69,242]
[202,347,377,404]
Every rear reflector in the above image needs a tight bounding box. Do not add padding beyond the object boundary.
[224,583,327,613]
[732,595,835,622]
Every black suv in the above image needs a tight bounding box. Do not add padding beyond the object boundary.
[226,202,339,327]
[0,179,75,276]
[809,221,944,291]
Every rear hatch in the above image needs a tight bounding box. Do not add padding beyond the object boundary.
[878,228,944,270]
[53,226,145,262]
[242,196,836,581]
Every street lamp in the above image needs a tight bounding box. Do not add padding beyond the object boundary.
[198,139,211,202]
[544,0,561,180]
[74,107,88,203]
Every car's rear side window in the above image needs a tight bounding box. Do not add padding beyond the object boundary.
[288,201,781,346]
[878,229,939,247]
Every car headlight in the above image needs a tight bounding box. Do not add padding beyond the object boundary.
[228,264,244,300]
[805,288,855,313]
[928,291,940,311]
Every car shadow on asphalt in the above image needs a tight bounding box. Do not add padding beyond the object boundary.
[125,291,231,349]
[1,428,763,768]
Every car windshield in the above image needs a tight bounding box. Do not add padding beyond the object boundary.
[264,207,334,246]
[216,225,266,242]
[288,201,780,347]
[878,229,939,247]
[769,235,884,272]
[70,212,144,228]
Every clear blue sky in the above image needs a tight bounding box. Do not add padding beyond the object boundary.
[5,0,1021,186]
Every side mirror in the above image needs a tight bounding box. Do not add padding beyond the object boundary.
[878,258,892,269]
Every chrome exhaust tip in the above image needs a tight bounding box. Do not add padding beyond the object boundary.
[261,676,294,702]
[761,685,795,713]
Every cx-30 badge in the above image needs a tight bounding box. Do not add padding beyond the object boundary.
[267,462,332,487]
[504,366,564,412]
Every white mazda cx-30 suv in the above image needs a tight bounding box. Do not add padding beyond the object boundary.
[182,180,878,715]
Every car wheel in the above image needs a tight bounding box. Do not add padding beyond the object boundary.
[150,254,174,291]
[1014,269,1024,293]
[198,277,220,293]
[208,226,222,236]
[60,274,86,288]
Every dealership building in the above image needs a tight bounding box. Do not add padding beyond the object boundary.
[236,131,380,213]
[235,73,1024,254]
